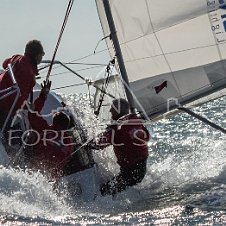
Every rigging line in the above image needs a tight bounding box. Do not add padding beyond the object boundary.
[109,53,149,119]
[40,62,107,72]
[39,48,109,74]
[69,65,106,72]
[61,61,116,99]
[38,71,72,79]
[68,48,109,63]
[39,64,105,80]
[46,0,74,82]
[52,82,87,91]
[94,34,111,54]
[103,0,136,113]
[38,64,106,79]
[42,9,214,74]
[87,82,93,109]
[95,60,114,116]
[38,64,50,71]
[66,62,107,66]
[179,106,226,134]
[39,62,59,72]
[41,60,116,99]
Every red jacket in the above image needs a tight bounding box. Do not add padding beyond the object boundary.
[28,95,74,179]
[97,114,150,169]
[0,55,37,115]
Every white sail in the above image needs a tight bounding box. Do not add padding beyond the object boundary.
[96,0,226,119]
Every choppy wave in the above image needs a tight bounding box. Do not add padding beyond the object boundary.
[1,94,226,225]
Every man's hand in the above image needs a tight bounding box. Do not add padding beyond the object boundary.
[40,80,52,98]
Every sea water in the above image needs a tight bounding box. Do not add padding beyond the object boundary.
[1,94,226,225]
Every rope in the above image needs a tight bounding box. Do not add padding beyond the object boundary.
[87,81,93,108]
[46,0,74,82]
[94,59,115,116]
[38,64,106,80]
[179,107,226,135]
[93,35,111,54]
[52,82,87,91]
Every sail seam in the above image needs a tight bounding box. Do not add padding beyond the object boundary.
[116,12,215,47]
[144,0,183,102]
[123,43,225,64]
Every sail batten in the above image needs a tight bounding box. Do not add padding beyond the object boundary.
[96,0,226,120]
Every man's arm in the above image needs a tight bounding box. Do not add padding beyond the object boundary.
[28,81,51,132]
[32,80,52,113]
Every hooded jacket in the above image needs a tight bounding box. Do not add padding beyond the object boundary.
[97,114,150,169]
[28,95,74,180]
[0,54,37,116]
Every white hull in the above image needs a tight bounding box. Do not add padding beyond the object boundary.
[60,165,100,202]
[0,87,100,201]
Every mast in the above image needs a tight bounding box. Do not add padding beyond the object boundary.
[102,0,136,113]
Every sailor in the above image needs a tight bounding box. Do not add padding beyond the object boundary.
[0,40,45,128]
[88,98,150,196]
[27,81,74,180]
[63,114,95,176]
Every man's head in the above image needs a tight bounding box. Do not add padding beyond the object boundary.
[110,98,130,120]
[52,111,70,129]
[25,40,45,64]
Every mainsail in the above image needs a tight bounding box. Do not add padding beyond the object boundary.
[96,0,226,120]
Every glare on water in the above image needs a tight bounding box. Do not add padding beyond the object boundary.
[1,94,226,225]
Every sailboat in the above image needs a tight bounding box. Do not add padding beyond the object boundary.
[1,0,226,201]
[96,0,226,124]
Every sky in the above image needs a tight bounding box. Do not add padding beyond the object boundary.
[0,0,110,94]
